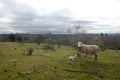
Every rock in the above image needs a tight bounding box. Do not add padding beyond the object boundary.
[10,59,16,63]
[18,71,32,75]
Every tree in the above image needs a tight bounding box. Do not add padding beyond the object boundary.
[66,23,86,48]
[34,35,46,45]
[8,33,15,42]
[0,34,9,42]
[15,34,22,42]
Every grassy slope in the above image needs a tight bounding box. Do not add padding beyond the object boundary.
[0,42,120,80]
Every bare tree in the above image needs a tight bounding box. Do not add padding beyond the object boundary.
[66,23,86,48]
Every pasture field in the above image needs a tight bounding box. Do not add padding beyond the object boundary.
[0,42,120,80]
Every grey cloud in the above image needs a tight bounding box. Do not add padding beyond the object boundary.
[0,27,7,30]
[71,20,96,26]
[28,29,65,34]
[1,0,120,34]
[68,20,97,31]
[2,0,103,34]
[1,0,37,21]
[69,19,120,34]
[0,0,73,34]
[48,8,72,21]
[80,21,120,34]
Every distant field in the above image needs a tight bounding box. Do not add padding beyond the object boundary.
[0,42,120,80]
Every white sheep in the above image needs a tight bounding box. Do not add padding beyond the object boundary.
[77,41,99,61]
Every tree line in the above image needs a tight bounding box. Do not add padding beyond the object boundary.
[0,33,120,50]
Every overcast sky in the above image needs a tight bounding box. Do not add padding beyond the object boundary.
[0,0,120,34]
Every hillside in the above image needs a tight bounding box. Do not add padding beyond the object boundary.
[0,42,120,80]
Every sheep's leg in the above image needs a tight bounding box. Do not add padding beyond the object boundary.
[94,54,97,61]
[85,53,88,61]
[77,49,81,57]
[77,52,81,56]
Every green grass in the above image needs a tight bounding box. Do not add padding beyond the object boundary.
[0,42,120,80]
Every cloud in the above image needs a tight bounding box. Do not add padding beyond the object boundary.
[0,0,120,34]
[9,8,72,34]
[0,0,73,34]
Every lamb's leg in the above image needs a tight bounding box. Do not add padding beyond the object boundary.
[94,54,97,61]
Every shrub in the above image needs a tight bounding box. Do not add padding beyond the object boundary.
[28,48,33,55]
[42,44,54,50]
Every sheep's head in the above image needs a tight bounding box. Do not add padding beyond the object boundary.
[77,41,83,47]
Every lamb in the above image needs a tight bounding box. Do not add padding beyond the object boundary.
[77,41,99,61]
[69,54,77,61]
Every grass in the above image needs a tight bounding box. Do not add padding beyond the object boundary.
[0,42,120,80]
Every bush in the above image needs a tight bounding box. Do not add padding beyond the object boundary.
[42,44,54,50]
[27,48,33,55]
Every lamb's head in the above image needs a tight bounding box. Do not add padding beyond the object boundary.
[77,41,83,47]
